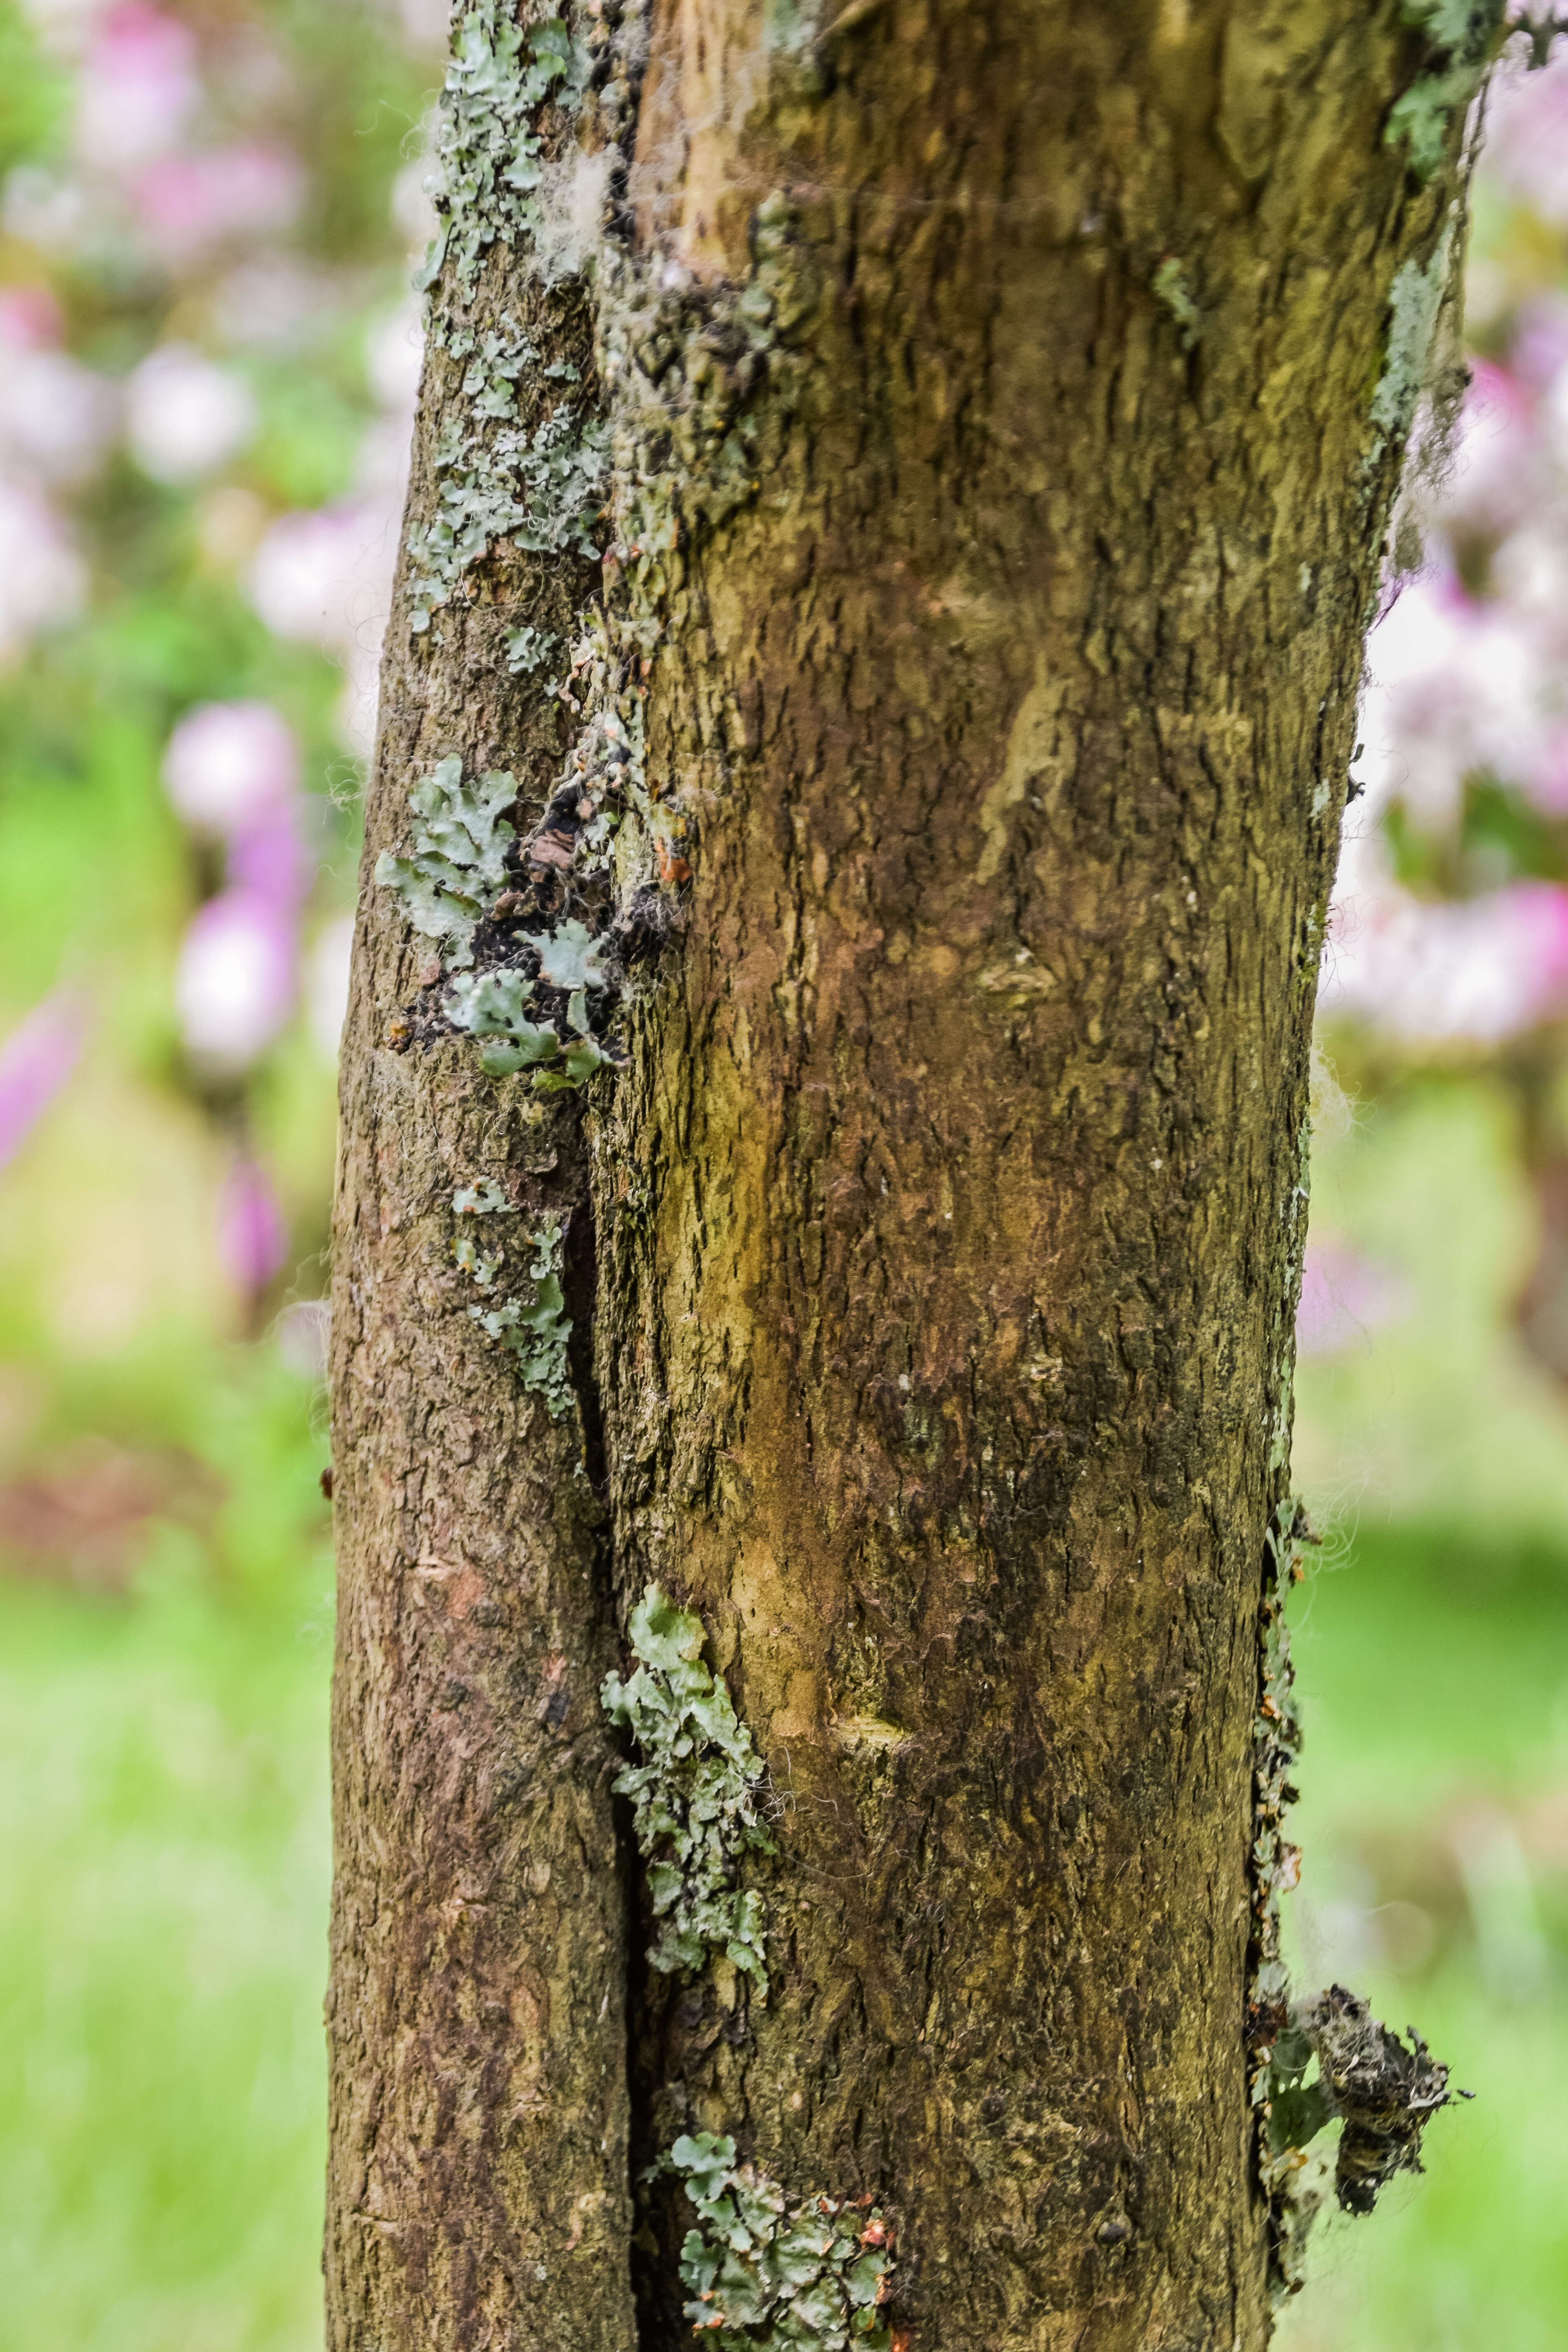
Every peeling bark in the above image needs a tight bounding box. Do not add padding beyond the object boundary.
[327,5,1485,2347]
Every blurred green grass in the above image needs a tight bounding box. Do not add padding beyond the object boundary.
[1275,1073,1568,2349]
[0,1350,331,2352]
[1276,1524,1568,2352]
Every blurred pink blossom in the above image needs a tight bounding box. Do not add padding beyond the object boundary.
[1480,52,1568,225]
[0,990,87,1170]
[250,496,401,750]
[162,700,298,834]
[1322,878,1568,1046]
[227,801,310,913]
[0,293,117,486]
[174,890,296,1070]
[1509,296,1568,395]
[165,700,311,1070]
[124,342,256,484]
[132,143,304,264]
[74,2,199,172]
[1297,1239,1415,1361]
[217,1154,288,1298]
[0,478,85,663]
[0,286,61,347]
[1352,569,1549,829]
[1436,359,1545,541]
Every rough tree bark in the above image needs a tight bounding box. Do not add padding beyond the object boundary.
[327,5,1489,2348]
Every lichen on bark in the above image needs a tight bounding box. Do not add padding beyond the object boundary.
[666,2132,894,2352]
[329,5,1495,2347]
[602,1584,776,1988]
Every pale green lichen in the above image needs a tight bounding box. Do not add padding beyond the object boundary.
[374,749,620,1088]
[666,2134,893,2352]
[1151,256,1201,351]
[451,1186,575,1416]
[1386,1,1502,182]
[1369,233,1453,461]
[381,7,814,1102]
[374,756,516,967]
[601,1584,775,1991]
[505,620,560,676]
[453,1177,510,1215]
[407,7,604,631]
[416,5,583,296]
[447,957,616,1088]
[407,391,608,630]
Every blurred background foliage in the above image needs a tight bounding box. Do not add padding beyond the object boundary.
[0,3,1566,2347]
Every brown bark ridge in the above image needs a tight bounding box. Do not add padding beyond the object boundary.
[327,4,1488,2349]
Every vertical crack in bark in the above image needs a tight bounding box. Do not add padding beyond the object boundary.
[330,4,1490,2345]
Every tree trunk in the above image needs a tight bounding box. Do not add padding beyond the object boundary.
[327,4,1485,2347]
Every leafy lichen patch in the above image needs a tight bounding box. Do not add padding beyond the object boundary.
[450,1184,575,1416]
[1386,1,1502,182]
[374,756,517,967]
[379,2,817,1110]
[1368,230,1454,467]
[601,1584,775,1991]
[417,5,584,297]
[667,2133,894,2352]
[377,751,623,1091]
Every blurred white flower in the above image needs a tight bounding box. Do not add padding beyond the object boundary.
[0,346,119,485]
[307,914,353,1057]
[125,342,256,484]
[365,300,424,414]
[249,501,384,645]
[1479,50,1568,227]
[275,1295,330,1379]
[74,1,199,172]
[162,700,299,835]
[174,890,295,1069]
[390,155,439,255]
[0,292,117,485]
[0,478,86,662]
[249,495,400,748]
[1352,573,1550,832]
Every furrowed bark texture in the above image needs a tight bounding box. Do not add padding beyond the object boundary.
[325,257,638,2350]
[328,3,1477,2349]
